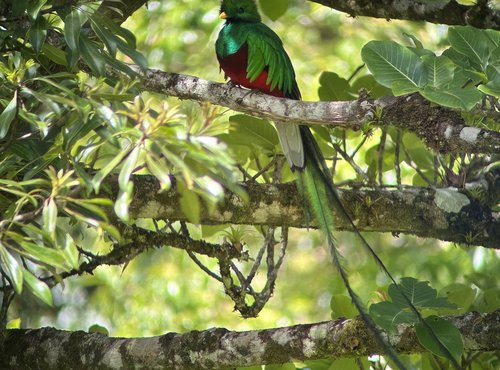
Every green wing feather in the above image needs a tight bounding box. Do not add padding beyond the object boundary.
[246,23,299,98]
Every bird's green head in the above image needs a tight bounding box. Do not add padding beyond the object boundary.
[219,0,261,22]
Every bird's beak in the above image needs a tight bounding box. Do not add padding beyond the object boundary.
[219,11,228,19]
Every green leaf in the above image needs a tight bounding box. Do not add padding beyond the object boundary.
[23,269,53,306]
[485,29,500,49]
[478,80,500,98]
[179,188,201,224]
[350,74,392,98]
[92,147,130,193]
[474,288,500,312]
[0,91,18,140]
[114,36,147,71]
[79,36,106,75]
[327,358,369,370]
[41,44,67,65]
[420,86,482,111]
[43,198,57,235]
[146,154,172,191]
[370,301,418,331]
[90,17,118,57]
[6,318,21,329]
[19,241,68,270]
[455,0,477,5]
[90,12,137,48]
[88,324,109,335]
[448,26,490,71]
[0,242,23,294]
[258,0,289,21]
[421,54,455,88]
[439,283,476,313]
[389,278,457,309]
[416,316,464,359]
[59,233,80,270]
[118,146,140,191]
[227,115,279,152]
[361,40,426,95]
[114,182,133,221]
[64,9,85,53]
[330,294,358,319]
[27,0,47,20]
[30,16,48,54]
[264,363,295,370]
[318,71,354,101]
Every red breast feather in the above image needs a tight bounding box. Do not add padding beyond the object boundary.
[217,43,285,98]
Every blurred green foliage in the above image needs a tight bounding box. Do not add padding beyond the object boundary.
[0,0,499,369]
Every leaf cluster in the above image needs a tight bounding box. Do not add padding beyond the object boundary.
[362,26,500,111]
[0,1,240,306]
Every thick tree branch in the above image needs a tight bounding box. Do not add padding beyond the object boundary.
[143,70,500,155]
[111,171,500,248]
[2,311,498,369]
[309,0,500,31]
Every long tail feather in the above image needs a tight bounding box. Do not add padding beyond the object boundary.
[297,126,460,370]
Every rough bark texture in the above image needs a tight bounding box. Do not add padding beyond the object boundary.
[142,70,500,155]
[1,311,498,370]
[109,172,500,248]
[310,0,500,30]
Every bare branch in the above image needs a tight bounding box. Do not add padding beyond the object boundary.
[42,224,244,287]
[2,311,499,369]
[309,0,500,31]
[142,70,500,155]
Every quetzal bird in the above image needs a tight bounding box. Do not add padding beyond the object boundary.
[214,1,449,368]
[215,0,362,306]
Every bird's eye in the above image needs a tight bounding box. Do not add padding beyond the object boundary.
[238,7,245,13]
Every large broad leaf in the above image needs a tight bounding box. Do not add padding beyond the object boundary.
[227,114,279,152]
[485,29,500,49]
[421,54,455,88]
[448,26,490,71]
[478,81,500,98]
[330,294,358,319]
[361,40,426,95]
[421,86,482,111]
[350,74,392,98]
[439,283,476,313]
[318,71,354,101]
[370,278,457,331]
[370,301,418,331]
[416,316,464,359]
[258,0,289,21]
[389,278,457,309]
